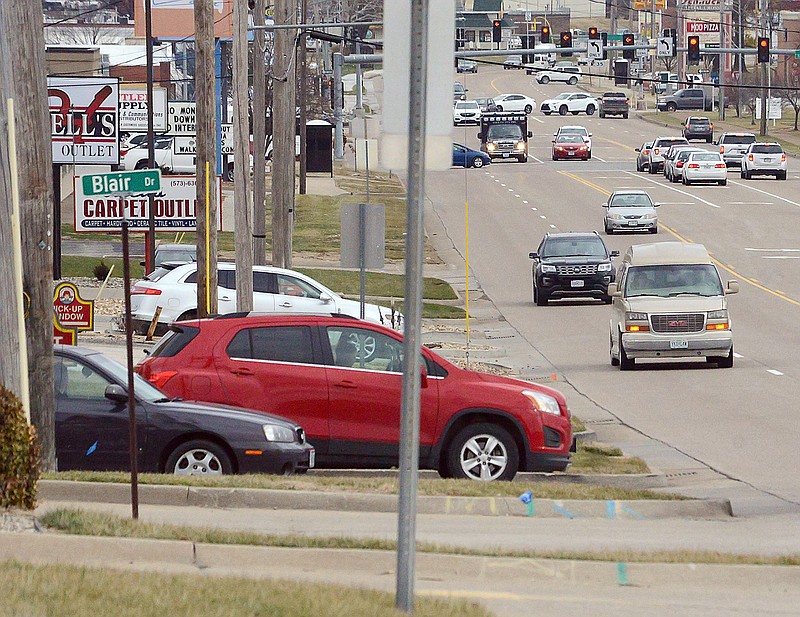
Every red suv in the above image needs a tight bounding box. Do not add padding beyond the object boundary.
[136,314,573,481]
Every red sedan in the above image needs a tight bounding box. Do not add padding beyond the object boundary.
[552,134,589,161]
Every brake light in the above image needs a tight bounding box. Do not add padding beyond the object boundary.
[654,148,660,155]
[676,161,684,168]
[719,145,724,154]
[782,154,786,162]
[688,163,700,169]
[643,149,650,155]
[715,163,726,168]
[748,154,754,161]
[709,123,713,129]
[148,371,177,389]
[131,287,162,295]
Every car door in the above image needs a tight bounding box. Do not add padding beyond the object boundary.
[54,355,146,471]
[272,273,336,315]
[505,95,522,111]
[452,144,466,167]
[323,325,439,463]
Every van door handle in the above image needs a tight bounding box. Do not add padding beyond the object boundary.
[220,295,231,301]
[279,302,293,308]
[334,380,357,389]
[230,367,254,376]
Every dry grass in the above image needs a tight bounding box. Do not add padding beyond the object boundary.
[0,560,491,617]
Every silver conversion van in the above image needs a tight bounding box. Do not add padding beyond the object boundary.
[608,242,739,370]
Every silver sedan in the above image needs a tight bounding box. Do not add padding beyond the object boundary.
[602,190,659,235]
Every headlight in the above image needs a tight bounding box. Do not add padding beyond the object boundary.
[263,424,295,443]
[515,142,526,151]
[708,309,728,320]
[541,264,557,273]
[607,213,624,220]
[626,312,648,321]
[487,143,497,152]
[597,262,612,272]
[522,390,561,416]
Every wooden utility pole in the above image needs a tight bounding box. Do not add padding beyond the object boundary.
[298,0,308,195]
[253,0,268,264]
[233,0,254,311]
[1,1,56,469]
[272,0,296,268]
[194,0,218,317]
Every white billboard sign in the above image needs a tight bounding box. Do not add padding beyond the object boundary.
[167,101,196,135]
[119,87,168,132]
[73,174,222,232]
[48,77,120,165]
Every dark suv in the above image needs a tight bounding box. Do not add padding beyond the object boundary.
[529,232,619,305]
[682,116,713,142]
[136,314,574,481]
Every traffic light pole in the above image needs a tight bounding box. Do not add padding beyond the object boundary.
[759,0,768,137]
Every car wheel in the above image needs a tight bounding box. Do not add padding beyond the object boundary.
[741,168,749,179]
[599,111,605,118]
[588,150,592,160]
[636,161,642,172]
[683,176,691,185]
[166,440,233,475]
[671,173,679,183]
[559,105,568,116]
[524,104,533,114]
[719,179,727,186]
[605,223,613,235]
[706,137,712,143]
[715,347,734,369]
[471,156,484,168]
[648,164,657,175]
[666,102,677,112]
[610,333,620,366]
[536,286,548,305]
[224,164,234,182]
[623,113,628,119]
[447,423,519,482]
[541,76,550,84]
[517,155,527,163]
[586,104,596,115]
[134,160,149,170]
[568,76,578,85]
[619,338,634,371]
[543,111,551,116]
[495,105,503,112]
[778,170,787,180]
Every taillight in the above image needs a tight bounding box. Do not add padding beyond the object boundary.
[719,146,724,154]
[676,161,684,168]
[715,163,726,168]
[131,287,162,296]
[782,154,786,162]
[120,148,129,157]
[709,123,713,129]
[643,149,650,155]
[748,154,754,161]
[148,371,177,389]
[688,163,700,169]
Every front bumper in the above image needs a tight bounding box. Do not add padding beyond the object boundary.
[622,331,732,359]
[605,217,657,231]
[537,273,613,299]
[236,443,316,475]
[685,131,712,140]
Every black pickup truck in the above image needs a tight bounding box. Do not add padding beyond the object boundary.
[598,92,629,119]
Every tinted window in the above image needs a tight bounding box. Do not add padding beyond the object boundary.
[556,135,584,143]
[542,237,607,258]
[689,118,710,125]
[656,139,688,148]
[327,327,404,373]
[752,144,782,154]
[277,275,321,298]
[723,134,756,144]
[487,125,523,139]
[148,326,200,358]
[610,193,653,208]
[253,271,273,293]
[227,326,314,364]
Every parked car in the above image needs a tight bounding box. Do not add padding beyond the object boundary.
[117,134,194,173]
[452,143,491,168]
[539,92,598,116]
[682,116,714,142]
[554,125,592,157]
[493,93,536,114]
[139,243,196,274]
[128,262,403,336]
[598,92,629,118]
[503,54,524,69]
[475,97,498,113]
[740,142,787,179]
[528,232,619,305]
[608,242,739,370]
[665,147,705,183]
[534,64,582,85]
[551,134,589,161]
[647,136,688,174]
[136,314,575,480]
[453,81,467,102]
[635,141,654,172]
[656,88,712,112]
[683,151,728,186]
[457,59,478,73]
[54,346,314,474]
[453,100,481,125]
[602,190,659,235]
[716,132,757,167]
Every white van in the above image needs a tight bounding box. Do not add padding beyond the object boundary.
[525,44,556,74]
[608,242,739,370]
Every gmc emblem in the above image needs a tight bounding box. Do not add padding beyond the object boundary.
[669,320,688,327]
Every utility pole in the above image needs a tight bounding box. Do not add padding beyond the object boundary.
[145,0,156,272]
[233,0,253,311]
[759,0,768,136]
[253,0,268,263]
[1,2,55,469]
[719,0,726,120]
[272,0,296,268]
[195,0,218,317]
[334,52,344,158]
[299,0,308,196]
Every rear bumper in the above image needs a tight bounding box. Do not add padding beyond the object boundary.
[744,165,786,175]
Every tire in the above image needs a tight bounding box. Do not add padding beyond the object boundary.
[568,76,578,85]
[666,102,677,112]
[471,157,484,168]
[636,160,642,172]
[741,169,747,179]
[543,111,551,116]
[588,150,592,160]
[166,439,233,475]
[495,105,503,112]
[599,111,605,118]
[524,104,533,114]
[619,338,634,371]
[706,137,712,143]
[134,160,149,170]
[605,223,613,235]
[176,310,198,322]
[671,173,679,183]
[446,423,519,482]
[623,113,629,119]
[535,284,548,306]
[610,333,620,366]
[778,170,787,180]
[586,104,596,116]
[719,179,727,186]
[517,155,527,163]
[559,105,568,116]
[649,163,657,175]
[541,75,550,84]
[683,176,691,186]
[224,164,234,182]
[715,347,734,369]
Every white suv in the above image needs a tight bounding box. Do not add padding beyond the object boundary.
[740,142,787,180]
[534,64,582,85]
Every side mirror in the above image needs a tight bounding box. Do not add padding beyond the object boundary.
[726,280,740,295]
[527,131,533,138]
[552,139,556,143]
[588,133,593,137]
[528,251,539,260]
[319,292,333,303]
[607,282,621,297]
[610,250,620,257]
[602,203,609,208]
[635,148,640,152]
[477,132,483,140]
[105,384,128,403]
[139,260,146,266]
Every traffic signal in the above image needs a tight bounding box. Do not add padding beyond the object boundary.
[540,25,550,44]
[670,28,677,57]
[601,32,608,60]
[622,32,635,60]
[758,37,770,63]
[560,31,572,57]
[492,19,502,43]
[588,27,599,39]
[687,35,700,63]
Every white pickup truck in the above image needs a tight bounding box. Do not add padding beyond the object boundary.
[117,135,196,173]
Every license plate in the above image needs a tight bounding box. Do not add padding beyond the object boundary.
[670,339,689,349]
[308,449,315,468]
[570,279,585,288]
[502,153,510,158]
[763,158,772,163]
[568,152,576,156]
[628,221,639,226]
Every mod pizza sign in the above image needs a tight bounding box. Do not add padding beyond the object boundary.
[74,175,223,232]
[48,77,120,165]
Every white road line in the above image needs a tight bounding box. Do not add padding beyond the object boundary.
[522,200,529,204]
[733,352,744,358]
[745,248,800,252]
[501,183,506,186]
[508,188,514,192]
[729,201,773,205]
[762,256,800,259]
[540,215,547,219]
[530,155,544,164]
[659,202,695,205]
[728,180,800,208]
[593,155,607,162]
[531,207,538,211]
[624,171,721,208]
[549,224,557,228]
[591,176,632,179]
[515,194,521,197]
[767,369,784,376]
[530,116,545,124]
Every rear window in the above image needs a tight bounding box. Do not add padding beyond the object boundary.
[691,153,721,162]
[227,326,314,364]
[722,134,756,144]
[147,326,200,358]
[656,138,688,147]
[752,144,783,154]
[688,118,710,125]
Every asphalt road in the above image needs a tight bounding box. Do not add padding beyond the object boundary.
[439,66,800,516]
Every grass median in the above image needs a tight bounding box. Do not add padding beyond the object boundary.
[0,561,489,617]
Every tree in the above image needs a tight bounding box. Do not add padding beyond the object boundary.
[44,23,129,46]
[774,74,800,131]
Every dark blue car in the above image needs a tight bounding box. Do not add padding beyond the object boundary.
[452,143,491,169]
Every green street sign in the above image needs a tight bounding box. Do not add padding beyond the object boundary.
[795,49,800,59]
[81,169,162,196]
[607,33,624,41]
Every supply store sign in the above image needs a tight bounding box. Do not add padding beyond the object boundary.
[119,87,168,132]
[48,77,120,165]
[74,175,223,232]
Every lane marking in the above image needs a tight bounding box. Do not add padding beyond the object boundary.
[597,137,638,152]
[745,248,800,252]
[530,155,544,163]
[501,183,506,186]
[515,194,521,197]
[728,179,800,208]
[522,200,529,204]
[593,155,607,162]
[549,224,557,228]
[540,214,547,219]
[530,115,545,124]
[767,369,784,376]
[729,201,773,205]
[659,202,696,205]
[763,256,800,259]
[733,352,744,358]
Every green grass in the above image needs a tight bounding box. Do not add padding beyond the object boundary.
[298,268,457,300]
[61,256,144,280]
[421,303,466,319]
[38,509,800,566]
[0,560,487,617]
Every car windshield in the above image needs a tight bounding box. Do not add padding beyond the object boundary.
[609,193,652,208]
[625,265,723,297]
[456,102,477,110]
[752,144,782,154]
[556,135,584,143]
[487,125,522,139]
[553,93,571,100]
[724,135,756,144]
[542,238,606,258]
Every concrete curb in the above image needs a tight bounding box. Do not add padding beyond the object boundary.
[38,480,733,519]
